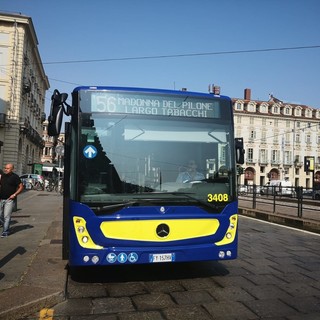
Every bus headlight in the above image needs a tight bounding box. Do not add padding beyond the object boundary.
[73,216,103,250]
[215,214,238,246]
[78,226,85,233]
[226,232,232,239]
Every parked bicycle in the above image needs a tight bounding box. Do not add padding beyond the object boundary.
[32,180,45,191]
[46,178,63,194]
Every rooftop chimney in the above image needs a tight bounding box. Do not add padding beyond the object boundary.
[244,88,251,100]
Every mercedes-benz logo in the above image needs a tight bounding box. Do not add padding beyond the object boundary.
[156,223,170,238]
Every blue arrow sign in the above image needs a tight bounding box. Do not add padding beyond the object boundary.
[83,145,97,159]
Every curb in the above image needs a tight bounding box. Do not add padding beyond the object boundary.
[239,207,320,234]
[0,291,65,320]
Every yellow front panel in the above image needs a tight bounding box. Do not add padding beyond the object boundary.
[100,219,220,242]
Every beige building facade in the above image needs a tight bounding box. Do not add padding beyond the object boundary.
[0,12,49,175]
[233,89,320,188]
[41,119,65,165]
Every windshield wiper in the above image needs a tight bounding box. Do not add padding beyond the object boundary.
[90,192,223,214]
[91,201,139,213]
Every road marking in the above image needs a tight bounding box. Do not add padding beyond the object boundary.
[39,308,54,320]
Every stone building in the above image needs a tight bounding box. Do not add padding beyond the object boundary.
[41,119,65,167]
[0,12,49,175]
[234,88,320,188]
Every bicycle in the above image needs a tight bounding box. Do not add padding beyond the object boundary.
[46,179,63,194]
[46,179,57,192]
[32,180,44,191]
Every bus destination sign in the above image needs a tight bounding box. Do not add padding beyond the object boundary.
[89,92,221,119]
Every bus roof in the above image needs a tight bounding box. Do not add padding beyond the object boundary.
[72,86,231,101]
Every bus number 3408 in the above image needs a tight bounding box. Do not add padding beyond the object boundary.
[207,193,229,202]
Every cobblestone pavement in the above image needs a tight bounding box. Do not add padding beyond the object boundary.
[41,216,320,319]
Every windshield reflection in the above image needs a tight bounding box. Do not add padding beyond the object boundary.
[79,114,234,206]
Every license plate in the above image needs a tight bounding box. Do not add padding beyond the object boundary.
[150,253,175,263]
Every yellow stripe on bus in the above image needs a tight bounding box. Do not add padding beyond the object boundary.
[100,219,220,241]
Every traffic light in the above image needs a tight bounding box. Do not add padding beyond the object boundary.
[304,156,314,172]
[237,166,244,175]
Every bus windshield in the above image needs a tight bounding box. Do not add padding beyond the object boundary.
[79,112,235,211]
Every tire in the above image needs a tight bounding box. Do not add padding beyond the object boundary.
[35,182,44,191]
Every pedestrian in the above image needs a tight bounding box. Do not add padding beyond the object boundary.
[0,164,24,237]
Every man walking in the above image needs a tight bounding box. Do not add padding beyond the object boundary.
[0,164,24,237]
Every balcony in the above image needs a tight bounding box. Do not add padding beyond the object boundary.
[271,160,281,166]
[283,161,293,167]
[246,158,257,164]
[259,159,268,165]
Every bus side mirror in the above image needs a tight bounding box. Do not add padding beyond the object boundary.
[48,90,68,136]
[235,137,245,164]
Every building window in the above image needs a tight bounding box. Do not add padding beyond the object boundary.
[220,145,226,162]
[271,150,280,164]
[285,133,291,144]
[236,102,242,110]
[249,130,256,141]
[260,149,267,163]
[295,133,300,143]
[248,103,255,112]
[306,134,311,144]
[247,148,253,162]
[284,151,291,165]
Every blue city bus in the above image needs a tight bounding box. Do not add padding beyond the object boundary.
[48,86,244,267]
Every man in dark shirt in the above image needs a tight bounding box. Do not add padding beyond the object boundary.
[0,164,24,237]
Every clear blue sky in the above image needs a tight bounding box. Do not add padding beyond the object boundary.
[2,0,320,114]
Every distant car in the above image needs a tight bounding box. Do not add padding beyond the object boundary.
[20,174,44,189]
[313,190,320,200]
[238,185,248,195]
[238,184,260,196]
[260,180,296,197]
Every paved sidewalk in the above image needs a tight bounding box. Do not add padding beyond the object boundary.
[0,190,66,320]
